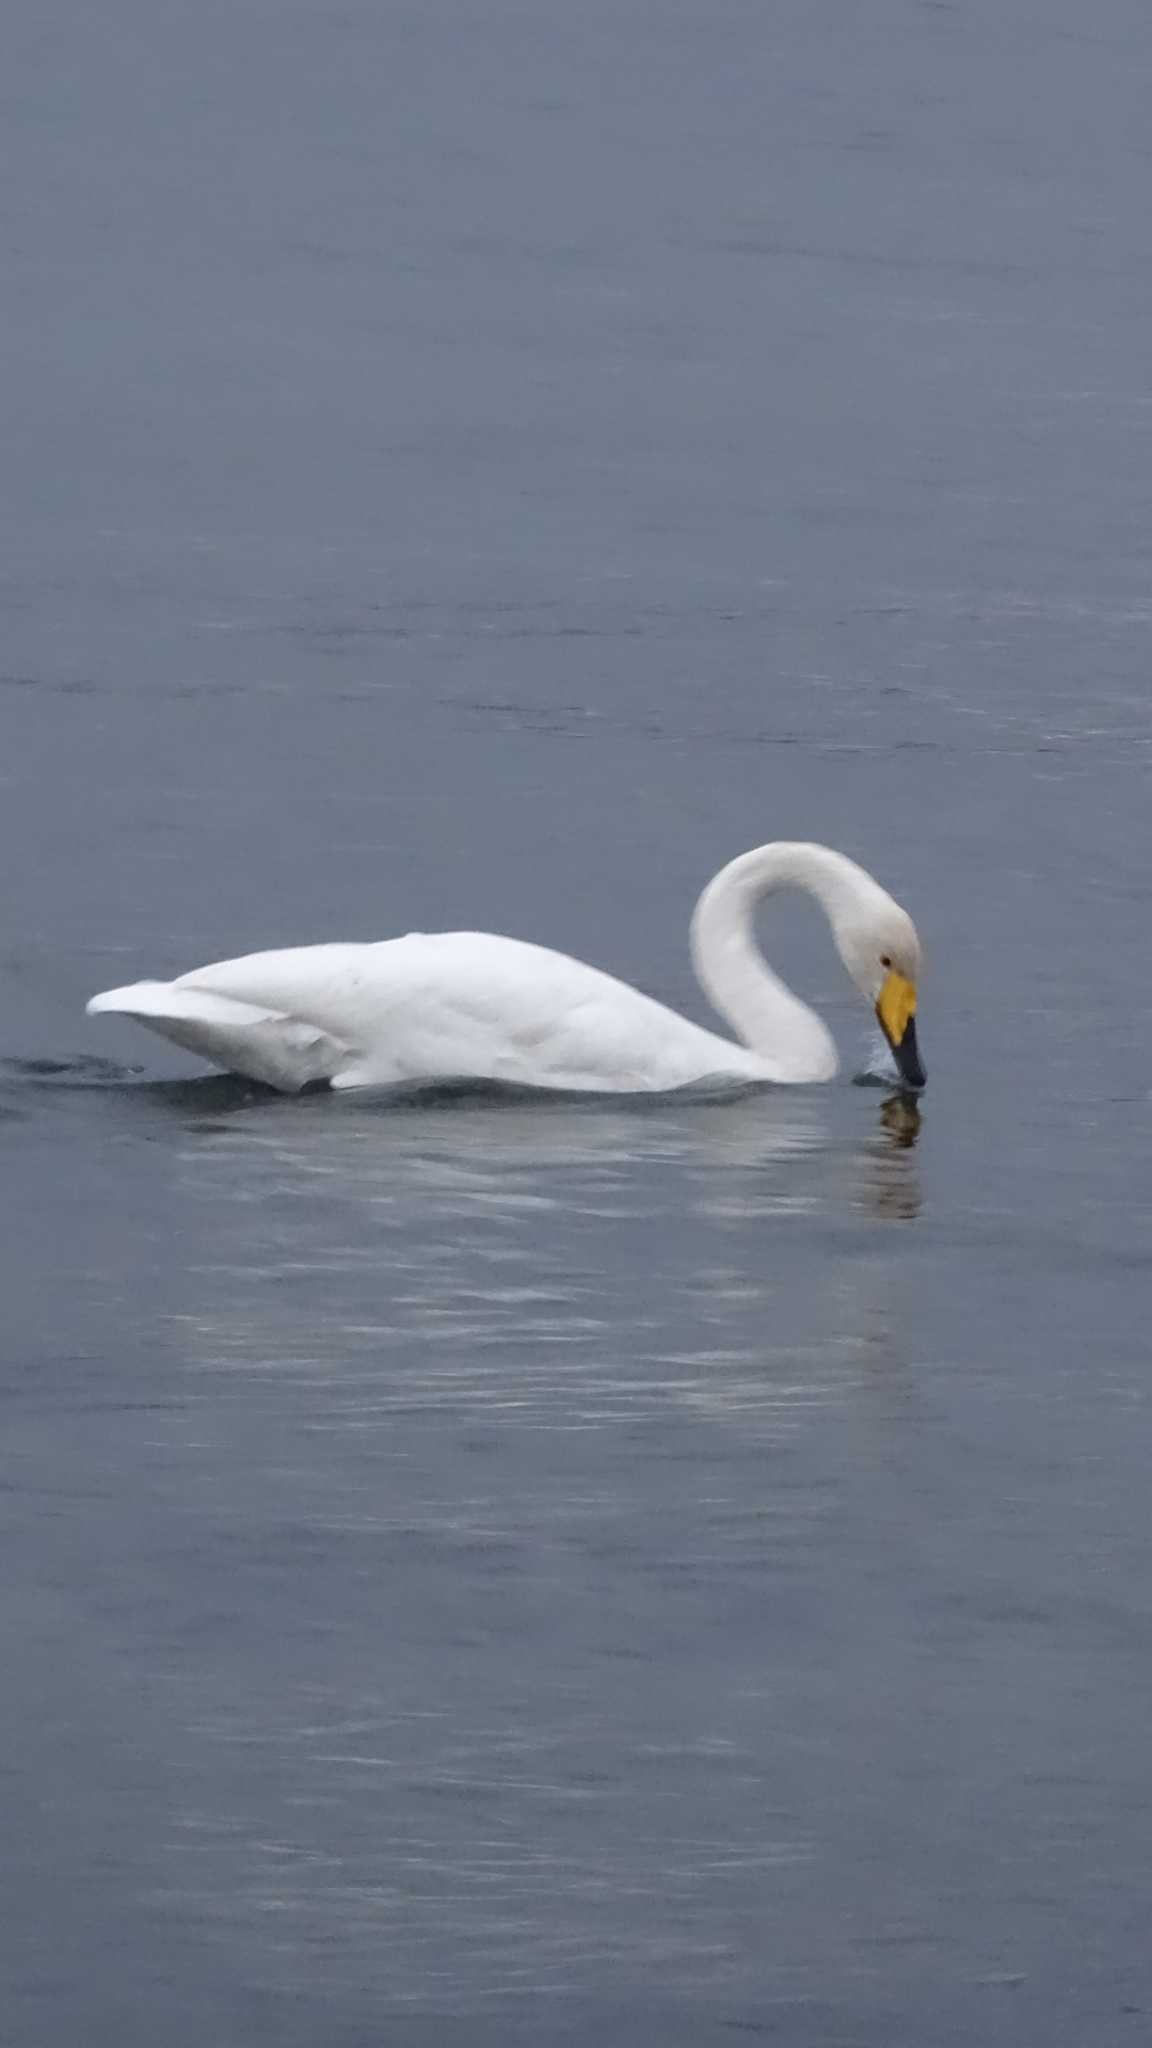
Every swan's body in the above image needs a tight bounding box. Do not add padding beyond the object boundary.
[87,842,925,1095]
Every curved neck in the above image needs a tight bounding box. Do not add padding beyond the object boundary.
[689,843,867,1082]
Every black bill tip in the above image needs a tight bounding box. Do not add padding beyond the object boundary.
[892,1014,926,1092]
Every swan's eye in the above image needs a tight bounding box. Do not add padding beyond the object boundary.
[880,955,892,969]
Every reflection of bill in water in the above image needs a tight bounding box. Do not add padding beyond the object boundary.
[880,1092,921,1150]
[855,1093,923,1220]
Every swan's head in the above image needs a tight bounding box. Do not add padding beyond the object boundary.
[833,890,926,1091]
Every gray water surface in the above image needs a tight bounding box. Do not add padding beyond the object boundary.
[3,3,1152,2043]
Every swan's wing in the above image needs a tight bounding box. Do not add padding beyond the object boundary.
[169,936,651,1091]
[86,981,349,1092]
[89,934,757,1093]
[335,934,754,1091]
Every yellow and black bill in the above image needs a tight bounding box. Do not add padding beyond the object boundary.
[876,971,926,1091]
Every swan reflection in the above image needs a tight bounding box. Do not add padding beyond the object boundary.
[145,1076,925,1449]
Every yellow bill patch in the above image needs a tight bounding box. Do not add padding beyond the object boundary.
[877,970,917,1047]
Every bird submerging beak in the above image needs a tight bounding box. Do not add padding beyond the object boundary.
[87,841,928,1098]
[876,969,926,1092]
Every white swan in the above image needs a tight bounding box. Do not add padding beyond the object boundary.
[86,841,925,1095]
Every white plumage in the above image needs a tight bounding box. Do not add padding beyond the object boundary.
[87,841,925,1095]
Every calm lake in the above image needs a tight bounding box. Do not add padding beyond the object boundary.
[3,2,1151,2042]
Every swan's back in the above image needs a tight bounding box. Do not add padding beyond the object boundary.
[90,931,762,1093]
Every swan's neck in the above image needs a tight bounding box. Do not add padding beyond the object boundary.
[689,842,868,1083]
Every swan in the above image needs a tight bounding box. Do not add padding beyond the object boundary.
[86,841,925,1095]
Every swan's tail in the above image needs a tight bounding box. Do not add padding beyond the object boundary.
[86,981,347,1093]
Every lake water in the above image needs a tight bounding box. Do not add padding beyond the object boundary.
[3,2,1151,2042]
